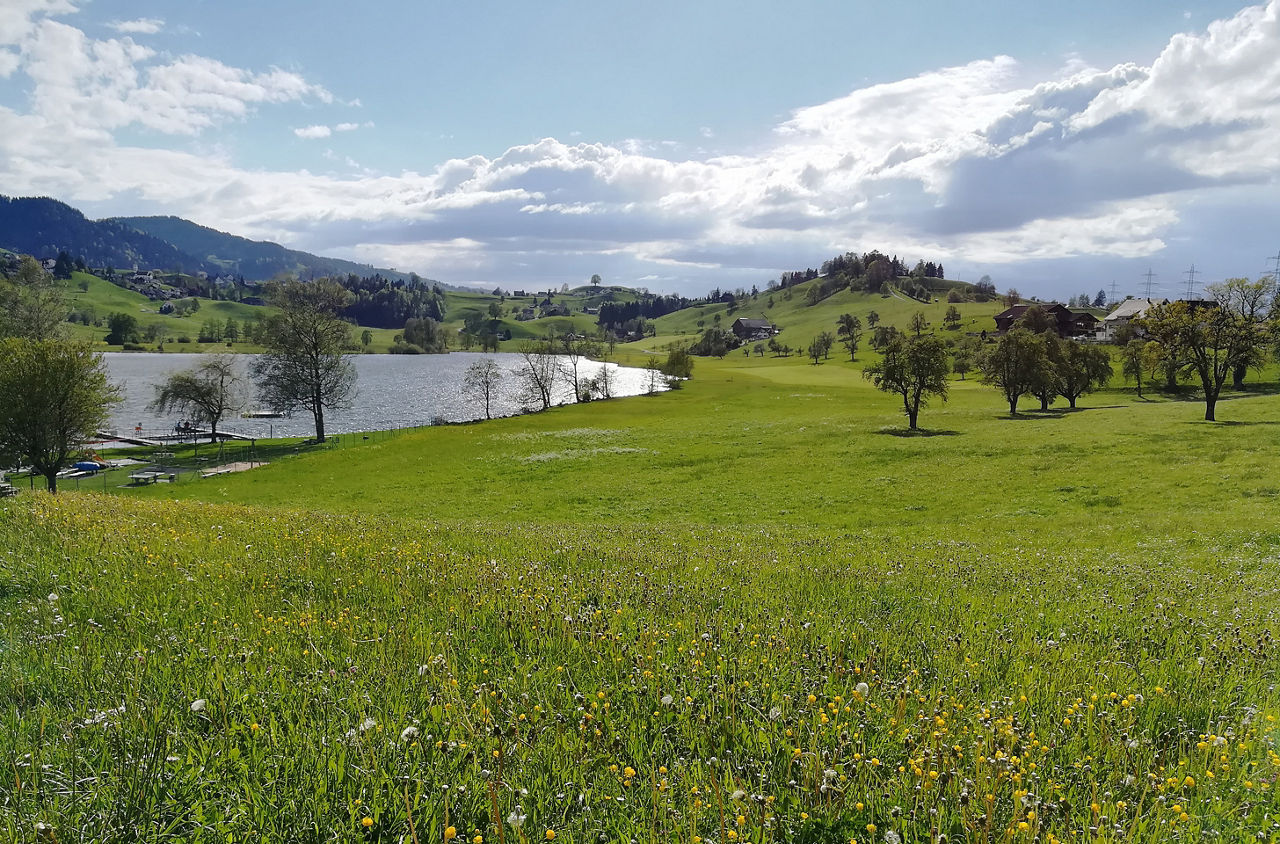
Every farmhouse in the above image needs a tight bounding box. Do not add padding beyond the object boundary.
[1098,297,1168,341]
[731,317,777,340]
[992,304,1099,339]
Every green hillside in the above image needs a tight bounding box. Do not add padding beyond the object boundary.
[649,278,1004,352]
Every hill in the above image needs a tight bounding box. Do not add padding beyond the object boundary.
[0,196,217,276]
[112,215,431,285]
[0,196,448,286]
[644,276,1003,354]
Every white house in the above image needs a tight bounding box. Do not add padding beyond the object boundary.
[1099,297,1167,341]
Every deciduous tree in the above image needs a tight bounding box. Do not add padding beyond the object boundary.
[0,257,66,340]
[979,328,1050,416]
[1055,341,1113,408]
[836,313,863,361]
[863,335,950,430]
[463,357,503,420]
[251,279,356,442]
[0,339,120,492]
[149,354,243,442]
[1143,281,1271,421]
[512,340,560,410]
[1121,338,1148,397]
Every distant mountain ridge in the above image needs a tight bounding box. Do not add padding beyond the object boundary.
[0,196,216,276]
[0,196,441,286]
[112,215,425,284]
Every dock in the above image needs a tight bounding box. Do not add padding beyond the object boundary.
[96,432,162,447]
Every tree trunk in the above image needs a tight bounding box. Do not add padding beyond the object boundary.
[315,405,326,442]
[1009,398,1018,415]
[44,470,58,494]
[1204,397,1216,422]
[1039,394,1049,411]
[1068,395,1077,408]
[1233,363,1246,390]
[908,408,919,430]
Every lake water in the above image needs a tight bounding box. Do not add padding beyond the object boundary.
[100,352,664,439]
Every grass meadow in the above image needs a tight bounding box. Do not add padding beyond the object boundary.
[3,348,1280,842]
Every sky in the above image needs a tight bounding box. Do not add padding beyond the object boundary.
[1,0,1279,299]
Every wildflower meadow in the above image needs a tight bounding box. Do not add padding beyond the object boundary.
[3,357,1280,842]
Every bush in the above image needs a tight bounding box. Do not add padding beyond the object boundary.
[122,343,146,351]
[689,327,735,357]
[389,342,424,355]
[177,336,191,344]
[662,347,694,379]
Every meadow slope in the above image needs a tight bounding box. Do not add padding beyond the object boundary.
[3,351,1280,842]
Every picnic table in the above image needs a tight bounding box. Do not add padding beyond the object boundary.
[128,471,166,485]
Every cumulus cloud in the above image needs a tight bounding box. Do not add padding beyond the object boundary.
[108,18,163,35]
[2,0,1279,294]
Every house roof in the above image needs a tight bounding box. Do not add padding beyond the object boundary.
[993,303,1071,321]
[1104,297,1167,322]
[733,318,772,329]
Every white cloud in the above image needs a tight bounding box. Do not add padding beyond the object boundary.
[0,0,76,46]
[2,0,1279,294]
[295,125,331,139]
[108,18,163,35]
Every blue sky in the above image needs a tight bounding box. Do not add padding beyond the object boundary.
[2,0,1278,298]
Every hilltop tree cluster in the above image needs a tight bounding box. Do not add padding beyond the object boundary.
[596,295,693,335]
[336,273,446,329]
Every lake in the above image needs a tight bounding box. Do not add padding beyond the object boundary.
[100,352,664,439]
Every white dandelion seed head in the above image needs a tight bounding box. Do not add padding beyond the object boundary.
[507,806,527,828]
[661,694,674,706]
[400,726,419,743]
[360,718,377,732]
[856,682,870,697]
[190,699,207,713]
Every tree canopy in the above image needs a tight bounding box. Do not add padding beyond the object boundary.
[250,279,356,442]
[0,338,119,492]
[1143,279,1274,421]
[863,335,950,430]
[149,354,244,441]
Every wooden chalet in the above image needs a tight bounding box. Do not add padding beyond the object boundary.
[992,304,1100,339]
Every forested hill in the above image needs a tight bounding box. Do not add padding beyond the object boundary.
[0,196,446,286]
[0,196,216,276]
[113,215,427,285]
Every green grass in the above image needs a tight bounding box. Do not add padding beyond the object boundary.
[55,272,627,353]
[650,281,1002,353]
[3,336,1280,841]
